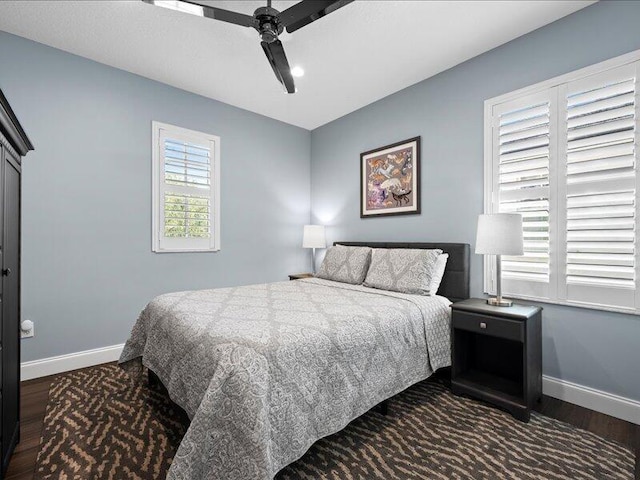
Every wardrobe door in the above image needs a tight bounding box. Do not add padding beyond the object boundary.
[1,152,19,471]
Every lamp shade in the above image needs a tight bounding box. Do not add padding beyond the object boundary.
[302,225,326,249]
[475,214,524,255]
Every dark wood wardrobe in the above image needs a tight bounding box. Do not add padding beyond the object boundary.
[0,88,33,476]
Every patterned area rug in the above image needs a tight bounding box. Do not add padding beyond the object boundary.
[34,363,635,480]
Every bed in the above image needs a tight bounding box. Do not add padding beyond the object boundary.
[119,241,470,480]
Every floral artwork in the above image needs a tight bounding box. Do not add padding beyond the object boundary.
[360,137,420,217]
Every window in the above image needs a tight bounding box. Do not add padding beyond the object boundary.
[485,52,640,314]
[152,122,220,252]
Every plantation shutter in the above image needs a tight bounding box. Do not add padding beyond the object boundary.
[491,91,554,300]
[558,64,639,309]
[486,57,640,312]
[153,123,220,252]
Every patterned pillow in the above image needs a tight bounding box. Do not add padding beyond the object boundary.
[316,245,372,285]
[364,248,443,295]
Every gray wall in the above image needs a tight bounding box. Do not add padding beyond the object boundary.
[0,31,311,362]
[311,1,640,401]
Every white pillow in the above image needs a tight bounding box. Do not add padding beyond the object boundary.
[429,253,449,296]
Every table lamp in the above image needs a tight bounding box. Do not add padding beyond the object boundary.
[303,225,326,274]
[476,213,523,307]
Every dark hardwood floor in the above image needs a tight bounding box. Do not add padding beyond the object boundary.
[6,374,53,480]
[5,364,640,480]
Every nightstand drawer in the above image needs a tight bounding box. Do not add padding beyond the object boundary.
[452,310,524,342]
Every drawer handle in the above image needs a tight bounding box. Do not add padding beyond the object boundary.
[479,322,487,329]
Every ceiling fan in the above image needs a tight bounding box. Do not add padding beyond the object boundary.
[143,0,354,94]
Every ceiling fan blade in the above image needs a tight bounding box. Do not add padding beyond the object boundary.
[143,0,255,28]
[279,0,353,33]
[261,40,296,94]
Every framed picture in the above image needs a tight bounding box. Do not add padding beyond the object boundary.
[360,136,420,218]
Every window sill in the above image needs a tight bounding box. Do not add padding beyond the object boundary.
[484,292,640,316]
[153,248,220,253]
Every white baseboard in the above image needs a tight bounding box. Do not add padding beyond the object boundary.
[543,374,640,425]
[20,346,640,425]
[21,344,124,381]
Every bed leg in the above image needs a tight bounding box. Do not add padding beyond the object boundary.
[379,400,388,416]
[148,368,160,388]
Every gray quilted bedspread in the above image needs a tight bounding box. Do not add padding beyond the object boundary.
[119,278,452,480]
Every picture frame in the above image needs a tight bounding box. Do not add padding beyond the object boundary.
[360,136,421,218]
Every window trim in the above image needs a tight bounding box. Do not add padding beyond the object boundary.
[484,48,640,315]
[151,121,221,253]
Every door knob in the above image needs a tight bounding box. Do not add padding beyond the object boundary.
[2,268,11,277]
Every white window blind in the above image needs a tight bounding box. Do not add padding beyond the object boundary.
[152,122,220,252]
[485,55,640,314]
[559,65,637,309]
[491,92,554,300]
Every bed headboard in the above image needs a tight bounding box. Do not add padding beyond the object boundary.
[335,242,470,303]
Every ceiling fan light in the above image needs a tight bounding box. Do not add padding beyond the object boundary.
[291,66,305,78]
[260,30,278,43]
[151,0,204,17]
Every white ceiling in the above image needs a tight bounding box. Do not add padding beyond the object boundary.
[0,0,594,130]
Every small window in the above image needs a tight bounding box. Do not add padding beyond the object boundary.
[152,122,220,252]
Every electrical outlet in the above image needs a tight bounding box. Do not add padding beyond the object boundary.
[21,319,34,339]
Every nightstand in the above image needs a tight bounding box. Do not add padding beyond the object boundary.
[450,298,542,422]
[288,273,314,280]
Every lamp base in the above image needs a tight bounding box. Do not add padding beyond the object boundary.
[486,297,513,307]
